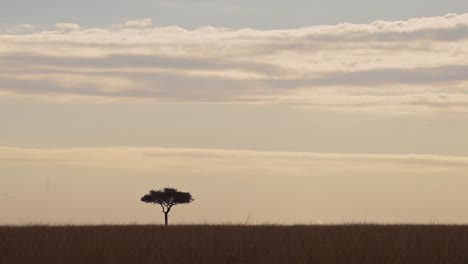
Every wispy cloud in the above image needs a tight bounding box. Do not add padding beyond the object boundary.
[120,18,152,28]
[1,13,467,113]
[15,24,35,30]
[1,146,467,175]
[54,23,81,30]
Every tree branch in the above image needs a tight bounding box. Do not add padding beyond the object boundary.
[159,203,167,213]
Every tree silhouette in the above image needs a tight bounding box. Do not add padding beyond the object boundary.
[141,187,194,226]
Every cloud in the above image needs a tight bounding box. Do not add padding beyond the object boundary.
[15,24,35,30]
[1,146,467,175]
[1,13,468,113]
[54,23,81,30]
[121,18,152,28]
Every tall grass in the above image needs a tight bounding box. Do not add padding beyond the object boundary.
[1,224,468,264]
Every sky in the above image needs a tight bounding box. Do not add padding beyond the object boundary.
[1,1,468,225]
[1,0,468,28]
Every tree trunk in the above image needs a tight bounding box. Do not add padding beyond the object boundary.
[164,212,169,226]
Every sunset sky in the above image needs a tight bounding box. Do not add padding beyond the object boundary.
[1,1,468,224]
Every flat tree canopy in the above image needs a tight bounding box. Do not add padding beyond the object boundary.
[141,187,193,225]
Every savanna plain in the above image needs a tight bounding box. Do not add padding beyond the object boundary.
[1,224,468,264]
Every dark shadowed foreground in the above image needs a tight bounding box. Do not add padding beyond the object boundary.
[1,225,468,264]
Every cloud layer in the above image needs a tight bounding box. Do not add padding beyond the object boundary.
[1,14,468,112]
[1,146,467,174]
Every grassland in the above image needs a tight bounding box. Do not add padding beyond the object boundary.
[1,224,468,264]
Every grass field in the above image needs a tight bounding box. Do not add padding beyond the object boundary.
[1,224,468,264]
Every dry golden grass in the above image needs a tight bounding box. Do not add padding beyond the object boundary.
[1,224,468,264]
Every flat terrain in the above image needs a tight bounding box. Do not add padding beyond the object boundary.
[1,225,468,264]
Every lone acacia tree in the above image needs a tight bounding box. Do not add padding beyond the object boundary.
[141,187,194,225]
